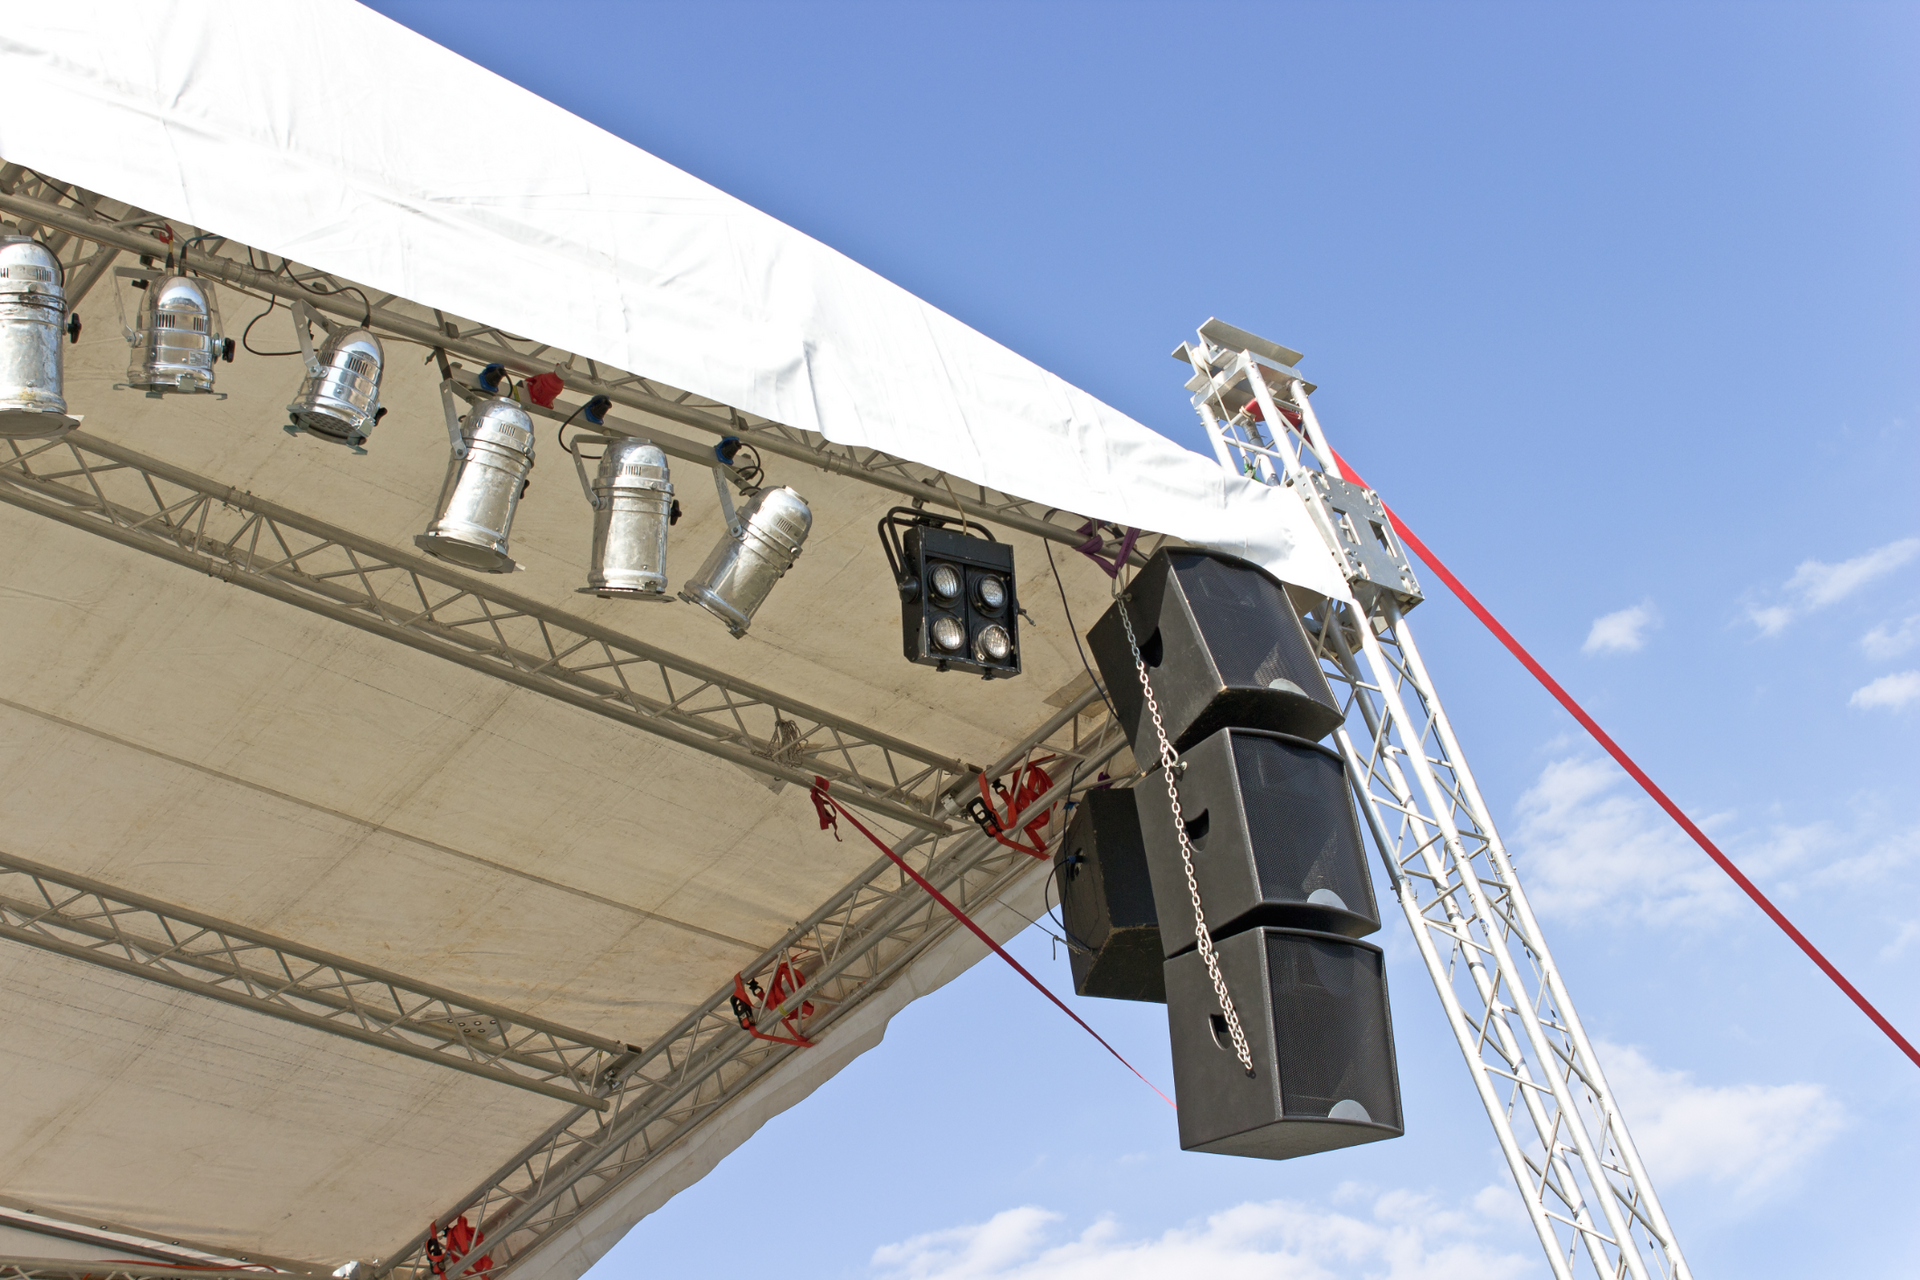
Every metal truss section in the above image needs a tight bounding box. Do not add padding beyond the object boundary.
[1182,324,1689,1280]
[0,432,964,833]
[0,171,1149,568]
[0,1263,303,1280]
[0,1205,322,1280]
[0,1198,321,1276]
[374,692,1125,1280]
[0,850,631,1109]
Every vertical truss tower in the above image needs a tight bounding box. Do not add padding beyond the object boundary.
[1176,320,1692,1280]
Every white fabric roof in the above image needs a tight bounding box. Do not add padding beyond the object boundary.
[0,0,1342,600]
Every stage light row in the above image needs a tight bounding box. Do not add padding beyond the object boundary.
[0,238,1019,671]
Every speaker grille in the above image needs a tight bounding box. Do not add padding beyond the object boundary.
[1232,733,1376,927]
[1173,552,1324,698]
[1268,932,1400,1127]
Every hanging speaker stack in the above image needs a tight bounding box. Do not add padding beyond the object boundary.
[1085,547,1403,1162]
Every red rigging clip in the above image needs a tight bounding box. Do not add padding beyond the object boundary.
[966,758,1056,859]
[425,1216,491,1280]
[731,960,815,1048]
[809,777,841,840]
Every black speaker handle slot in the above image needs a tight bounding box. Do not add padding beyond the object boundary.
[1183,808,1209,851]
[1141,626,1163,668]
[1208,1013,1230,1050]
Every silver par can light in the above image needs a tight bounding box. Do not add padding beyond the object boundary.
[679,485,811,636]
[123,273,230,395]
[575,436,676,599]
[415,396,536,573]
[0,236,78,440]
[287,314,385,448]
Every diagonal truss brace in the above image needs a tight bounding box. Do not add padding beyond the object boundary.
[373,690,1124,1280]
[0,850,632,1109]
[1185,328,1691,1280]
[0,173,1152,570]
[0,1263,300,1280]
[0,432,963,833]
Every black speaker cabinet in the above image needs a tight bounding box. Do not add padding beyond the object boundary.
[1055,789,1165,1003]
[1166,927,1402,1160]
[1135,727,1379,954]
[1087,547,1342,764]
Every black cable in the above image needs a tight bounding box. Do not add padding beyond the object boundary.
[555,403,597,459]
[240,294,301,357]
[1044,537,1122,724]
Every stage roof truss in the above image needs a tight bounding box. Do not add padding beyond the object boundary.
[0,171,1151,571]
[381,686,1124,1280]
[0,430,966,833]
[0,851,633,1110]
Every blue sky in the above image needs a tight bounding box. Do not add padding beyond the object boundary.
[367,3,1917,1275]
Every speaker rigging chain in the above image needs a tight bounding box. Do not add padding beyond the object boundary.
[1116,597,1257,1078]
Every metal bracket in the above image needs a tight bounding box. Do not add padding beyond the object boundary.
[1302,471,1423,608]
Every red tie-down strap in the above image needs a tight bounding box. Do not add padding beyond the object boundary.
[730,960,816,1048]
[1331,447,1920,1073]
[424,1215,491,1280]
[965,758,1057,858]
[808,777,1175,1107]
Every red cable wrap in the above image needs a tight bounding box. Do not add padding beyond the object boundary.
[1332,448,1920,1071]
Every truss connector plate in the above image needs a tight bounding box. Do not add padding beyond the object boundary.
[1303,472,1423,610]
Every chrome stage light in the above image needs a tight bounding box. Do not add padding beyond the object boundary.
[572,434,677,599]
[121,271,232,396]
[415,394,536,573]
[0,235,80,440]
[286,301,385,449]
[880,507,1020,678]
[679,484,811,636]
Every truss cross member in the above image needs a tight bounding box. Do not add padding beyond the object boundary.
[0,432,962,832]
[0,851,632,1108]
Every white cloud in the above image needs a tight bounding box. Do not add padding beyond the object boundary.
[1748,537,1920,635]
[1583,599,1660,655]
[1850,670,1920,710]
[1599,1042,1845,1197]
[1861,615,1920,660]
[1882,919,1920,960]
[869,1190,1535,1280]
[1510,756,1739,924]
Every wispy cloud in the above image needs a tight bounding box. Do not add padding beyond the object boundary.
[1747,537,1920,636]
[1850,670,1920,711]
[1511,756,1739,923]
[1600,1042,1845,1198]
[1861,616,1920,660]
[869,1190,1534,1280]
[1583,599,1660,655]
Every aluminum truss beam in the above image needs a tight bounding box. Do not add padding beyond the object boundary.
[0,1264,303,1280]
[0,431,963,833]
[0,1197,321,1276]
[0,175,1151,568]
[1185,332,1690,1280]
[372,689,1123,1280]
[0,850,631,1109]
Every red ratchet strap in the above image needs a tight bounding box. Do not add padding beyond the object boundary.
[731,965,815,1048]
[974,759,1056,858]
[1333,448,1920,1071]
[810,777,1176,1107]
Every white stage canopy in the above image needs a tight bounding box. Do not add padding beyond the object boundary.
[0,0,1342,598]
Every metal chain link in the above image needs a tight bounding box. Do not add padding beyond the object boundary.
[1117,596,1256,1077]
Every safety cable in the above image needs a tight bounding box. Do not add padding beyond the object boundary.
[808,777,1175,1107]
[1332,448,1920,1072]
